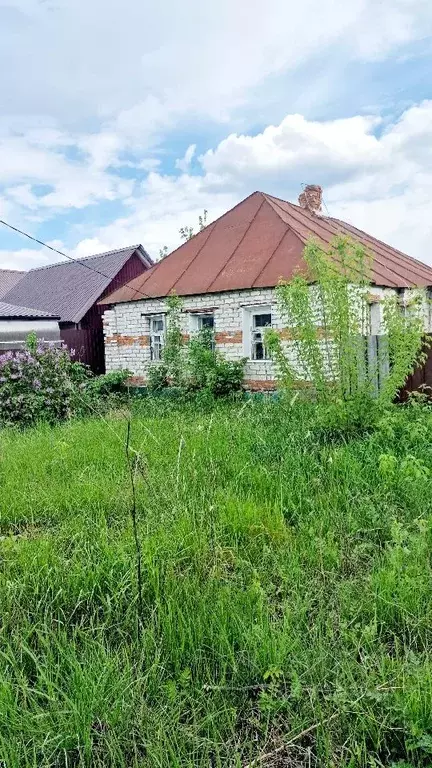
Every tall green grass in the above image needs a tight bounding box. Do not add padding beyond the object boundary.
[1,397,432,766]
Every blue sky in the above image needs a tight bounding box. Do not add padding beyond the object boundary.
[0,0,431,270]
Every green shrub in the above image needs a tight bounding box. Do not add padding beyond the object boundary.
[265,237,429,439]
[206,356,246,397]
[147,363,170,392]
[87,369,132,397]
[153,302,246,398]
[185,329,245,397]
[266,237,428,408]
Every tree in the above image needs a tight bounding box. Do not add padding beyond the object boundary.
[265,236,429,407]
[179,209,208,241]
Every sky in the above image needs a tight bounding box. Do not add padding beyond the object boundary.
[0,0,432,271]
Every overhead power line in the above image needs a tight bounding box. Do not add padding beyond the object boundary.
[0,218,151,301]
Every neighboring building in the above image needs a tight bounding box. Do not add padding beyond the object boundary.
[100,187,432,390]
[3,245,153,373]
[0,302,60,353]
[0,269,25,299]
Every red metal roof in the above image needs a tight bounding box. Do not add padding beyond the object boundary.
[101,192,432,305]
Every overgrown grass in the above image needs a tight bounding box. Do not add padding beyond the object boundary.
[1,396,432,767]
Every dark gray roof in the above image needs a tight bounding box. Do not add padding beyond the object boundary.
[0,301,60,319]
[2,245,152,323]
[0,270,25,299]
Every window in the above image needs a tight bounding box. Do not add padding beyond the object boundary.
[197,314,214,331]
[189,312,215,350]
[242,306,273,360]
[149,314,165,361]
[251,312,272,360]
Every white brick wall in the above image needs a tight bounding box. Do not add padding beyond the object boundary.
[103,285,411,387]
[103,288,286,386]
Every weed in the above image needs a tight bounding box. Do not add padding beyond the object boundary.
[0,399,432,765]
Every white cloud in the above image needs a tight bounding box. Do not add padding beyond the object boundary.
[1,0,431,134]
[0,247,56,271]
[175,144,196,173]
[1,0,432,270]
[0,128,135,212]
[200,114,382,185]
[65,101,432,266]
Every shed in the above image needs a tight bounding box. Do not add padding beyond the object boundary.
[0,302,60,352]
[3,245,153,372]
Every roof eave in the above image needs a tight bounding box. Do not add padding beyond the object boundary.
[135,244,154,268]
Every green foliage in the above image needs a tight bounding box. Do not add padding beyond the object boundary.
[0,338,91,427]
[162,293,184,386]
[157,296,246,398]
[185,328,245,397]
[147,362,170,392]
[87,369,132,397]
[179,209,208,241]
[381,291,429,404]
[2,399,432,765]
[266,236,429,413]
[0,337,133,428]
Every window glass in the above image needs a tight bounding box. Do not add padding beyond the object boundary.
[198,314,214,330]
[149,315,165,361]
[253,313,272,328]
[251,312,272,359]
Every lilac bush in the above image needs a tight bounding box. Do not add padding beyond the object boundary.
[0,335,91,427]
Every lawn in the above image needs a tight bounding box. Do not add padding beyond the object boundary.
[1,396,432,767]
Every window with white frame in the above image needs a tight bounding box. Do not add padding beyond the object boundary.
[197,313,214,331]
[243,307,272,360]
[189,312,215,349]
[189,312,215,332]
[149,314,165,361]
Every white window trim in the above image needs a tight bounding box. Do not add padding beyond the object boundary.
[242,305,272,361]
[189,312,215,333]
[148,313,165,361]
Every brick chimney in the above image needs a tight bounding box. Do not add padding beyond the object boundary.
[298,184,322,214]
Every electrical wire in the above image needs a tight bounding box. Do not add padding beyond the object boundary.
[0,218,152,300]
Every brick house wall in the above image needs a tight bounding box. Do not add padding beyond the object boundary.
[102,285,422,390]
[103,288,286,390]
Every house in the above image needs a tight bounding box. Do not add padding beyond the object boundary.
[100,187,432,390]
[0,302,60,353]
[3,245,153,373]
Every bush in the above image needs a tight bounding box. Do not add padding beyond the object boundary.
[313,393,382,443]
[147,363,170,392]
[206,356,245,397]
[185,329,245,397]
[87,369,132,397]
[0,337,91,428]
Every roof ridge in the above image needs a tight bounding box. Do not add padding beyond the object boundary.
[0,268,26,274]
[28,244,142,272]
[321,217,432,285]
[205,198,266,292]
[262,195,308,244]
[116,192,267,297]
[169,222,217,294]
